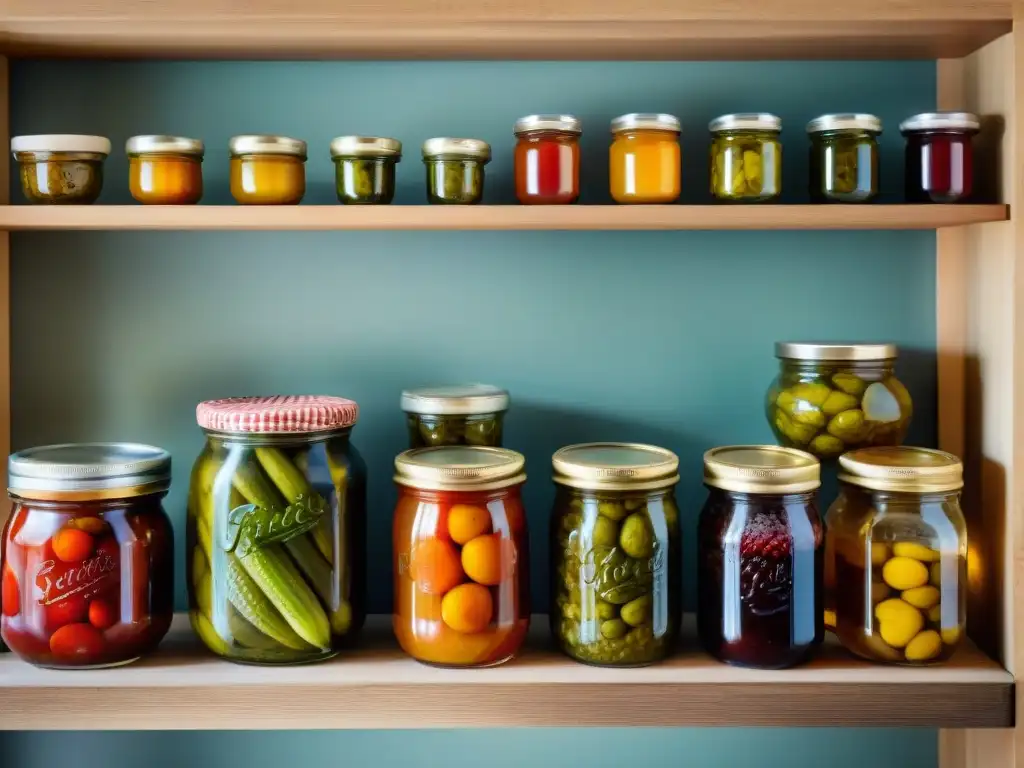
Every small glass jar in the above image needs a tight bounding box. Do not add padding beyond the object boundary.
[826,447,966,664]
[423,138,490,204]
[550,443,682,667]
[609,113,681,204]
[393,446,529,667]
[330,136,401,205]
[767,342,913,460]
[513,114,581,205]
[709,114,782,202]
[901,112,980,203]
[1,443,174,669]
[229,135,307,205]
[401,384,509,449]
[187,395,366,665]
[807,114,881,203]
[11,134,110,204]
[126,135,204,205]
[698,446,823,669]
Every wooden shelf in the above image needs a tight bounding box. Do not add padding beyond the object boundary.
[0,205,1008,232]
[0,615,1012,730]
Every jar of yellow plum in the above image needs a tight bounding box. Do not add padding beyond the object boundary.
[825,447,966,664]
[709,113,781,202]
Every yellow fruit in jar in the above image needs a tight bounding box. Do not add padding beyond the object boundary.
[870,542,890,567]
[892,542,941,563]
[904,630,942,662]
[875,597,906,623]
[929,562,942,586]
[447,504,492,545]
[871,581,891,604]
[941,626,961,645]
[928,605,941,624]
[862,632,903,662]
[902,585,940,610]
[876,599,924,648]
[882,557,929,590]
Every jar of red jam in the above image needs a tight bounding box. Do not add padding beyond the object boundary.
[900,112,980,203]
[1,443,174,669]
[513,114,581,205]
[698,445,823,669]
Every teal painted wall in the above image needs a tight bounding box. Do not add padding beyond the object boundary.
[4,60,938,766]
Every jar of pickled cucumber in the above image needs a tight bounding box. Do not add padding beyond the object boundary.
[550,443,681,666]
[330,136,401,205]
[187,395,366,665]
[807,114,881,203]
[767,342,912,459]
[401,384,509,449]
[12,134,111,204]
[825,447,966,664]
[709,113,782,202]
[423,138,490,204]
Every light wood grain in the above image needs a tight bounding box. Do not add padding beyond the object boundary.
[0,56,8,532]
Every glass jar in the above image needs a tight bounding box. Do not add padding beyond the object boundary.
[513,114,581,205]
[423,138,490,204]
[826,447,966,664]
[767,342,913,460]
[709,114,782,202]
[609,113,681,204]
[807,114,880,203]
[229,135,307,205]
[393,446,529,667]
[901,112,980,203]
[330,135,401,205]
[11,134,110,204]
[1,443,174,669]
[126,135,204,205]
[550,443,681,666]
[401,384,509,449]
[187,395,365,665]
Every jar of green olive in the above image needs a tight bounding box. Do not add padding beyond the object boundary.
[12,134,111,204]
[808,114,881,203]
[422,138,490,204]
[709,114,782,202]
[766,343,913,460]
[330,136,401,205]
[401,385,509,448]
[550,443,682,667]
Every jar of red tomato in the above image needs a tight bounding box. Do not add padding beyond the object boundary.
[1,443,174,668]
[900,112,980,203]
[513,114,582,205]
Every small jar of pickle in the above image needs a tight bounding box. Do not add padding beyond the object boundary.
[422,138,490,204]
[767,342,913,459]
[826,447,966,664]
[709,113,782,202]
[330,136,401,205]
[401,384,509,448]
[11,134,111,204]
[807,114,881,203]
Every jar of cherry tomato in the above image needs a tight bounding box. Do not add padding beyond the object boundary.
[393,446,529,667]
[900,112,980,203]
[609,113,681,204]
[1,443,174,669]
[513,114,582,205]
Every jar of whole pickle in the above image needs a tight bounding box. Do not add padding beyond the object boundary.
[767,342,912,459]
[393,446,529,666]
[229,135,307,205]
[807,114,881,203]
[126,135,204,205]
[826,447,966,664]
[901,112,980,203]
[551,443,681,666]
[698,446,823,669]
[423,138,490,204]
[330,136,401,205]
[1,443,174,668]
[11,134,111,204]
[709,114,781,202]
[187,395,366,665]
[401,384,509,449]
[609,113,681,204]
[513,114,581,205]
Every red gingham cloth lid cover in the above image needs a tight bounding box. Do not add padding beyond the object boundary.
[196,395,359,434]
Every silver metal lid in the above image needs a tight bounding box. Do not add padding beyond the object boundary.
[900,112,981,133]
[709,113,782,133]
[611,113,681,134]
[126,135,205,157]
[513,115,583,135]
[422,138,491,162]
[401,384,510,416]
[806,114,882,134]
[329,136,402,159]
[775,342,898,362]
[9,443,172,497]
[229,135,307,158]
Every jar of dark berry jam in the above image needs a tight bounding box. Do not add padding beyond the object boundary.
[698,445,823,669]
[900,112,980,203]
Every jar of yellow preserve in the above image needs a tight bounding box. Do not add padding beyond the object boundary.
[126,135,204,205]
[609,113,681,204]
[229,135,307,205]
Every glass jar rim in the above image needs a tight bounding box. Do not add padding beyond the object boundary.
[775,342,898,362]
[611,113,680,134]
[839,446,963,493]
[806,113,882,134]
[394,446,525,491]
[552,442,679,491]
[8,442,171,499]
[709,113,781,133]
[703,445,820,494]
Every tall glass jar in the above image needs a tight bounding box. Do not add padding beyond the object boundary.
[709,113,782,202]
[1,443,174,669]
[698,446,823,669]
[401,384,510,449]
[767,342,913,460]
[229,135,307,205]
[807,114,880,203]
[423,138,490,204]
[609,113,681,204]
[513,114,581,205]
[900,112,980,203]
[187,395,365,665]
[393,446,529,667]
[826,447,966,664]
[330,135,401,205]
[550,443,681,666]
[126,135,204,205]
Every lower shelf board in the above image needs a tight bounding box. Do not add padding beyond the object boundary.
[0,614,1012,730]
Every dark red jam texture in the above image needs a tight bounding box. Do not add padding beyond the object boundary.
[904,131,974,203]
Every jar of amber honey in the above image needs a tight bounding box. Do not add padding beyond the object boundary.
[229,135,307,205]
[609,113,681,204]
[127,135,204,205]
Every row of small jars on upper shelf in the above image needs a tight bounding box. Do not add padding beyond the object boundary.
[9,111,979,207]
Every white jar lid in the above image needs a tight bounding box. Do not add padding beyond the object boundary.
[11,134,111,155]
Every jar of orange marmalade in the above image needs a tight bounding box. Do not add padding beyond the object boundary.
[126,135,204,204]
[229,135,307,205]
[609,113,681,204]
[393,446,529,667]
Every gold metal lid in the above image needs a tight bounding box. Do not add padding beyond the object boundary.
[839,447,963,493]
[9,442,172,501]
[775,342,898,362]
[329,136,402,158]
[552,442,679,492]
[703,445,820,494]
[229,135,307,159]
[394,446,525,492]
[126,135,205,157]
